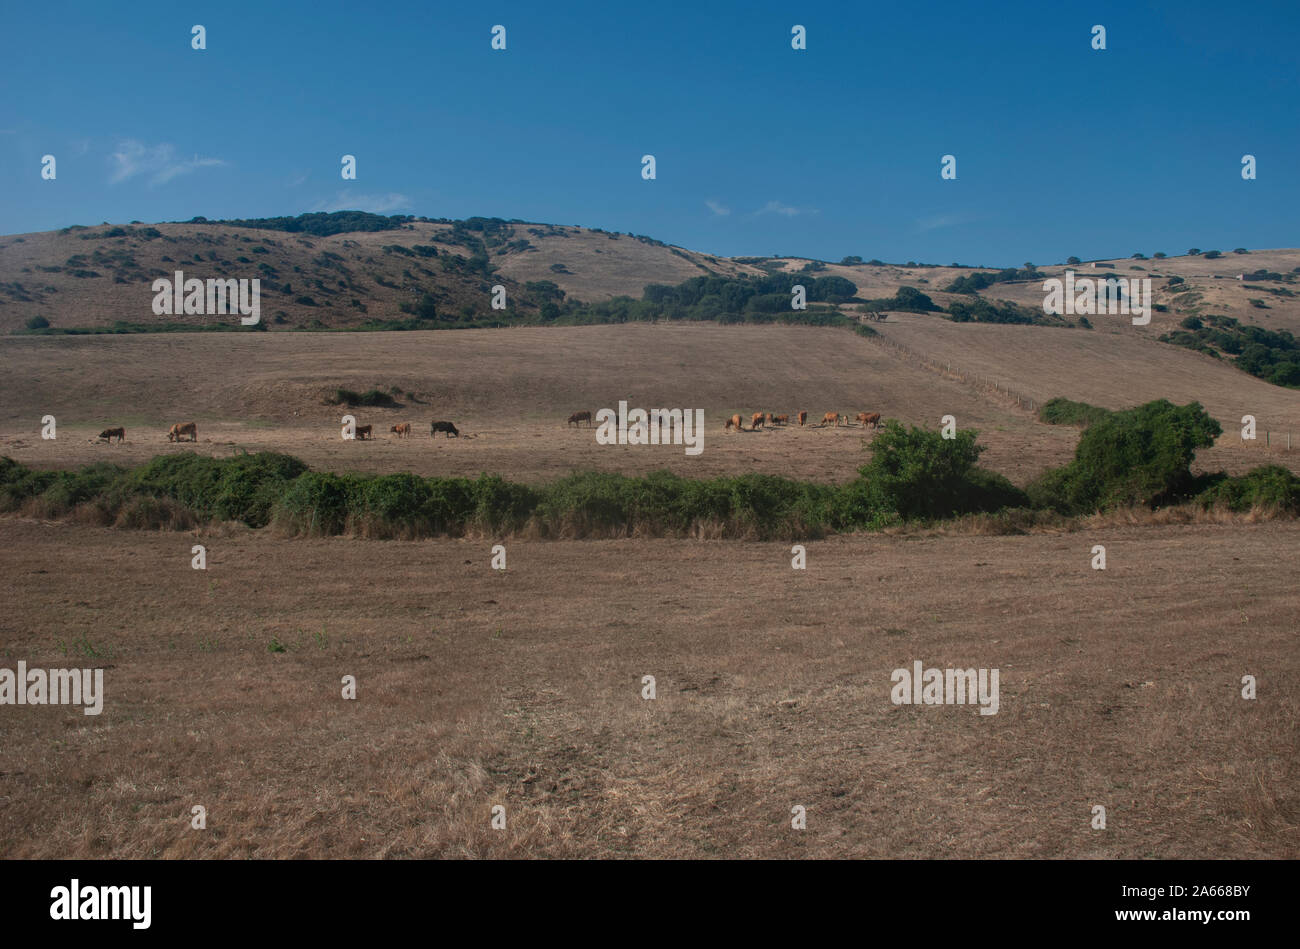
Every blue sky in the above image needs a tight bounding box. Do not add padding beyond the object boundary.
[2,0,1297,266]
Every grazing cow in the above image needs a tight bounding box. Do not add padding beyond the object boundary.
[860,412,882,429]
[430,420,460,438]
[99,427,125,444]
[773,414,789,426]
[750,412,766,430]
[390,422,412,438]
[567,410,593,428]
[798,411,807,426]
[355,424,373,440]
[168,422,198,442]
[725,414,743,432]
[764,413,774,426]
[821,412,839,427]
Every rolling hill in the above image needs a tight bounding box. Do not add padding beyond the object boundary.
[2,213,1298,340]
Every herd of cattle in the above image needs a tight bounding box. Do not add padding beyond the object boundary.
[96,411,880,445]
[564,409,883,432]
[724,410,882,432]
[97,418,463,444]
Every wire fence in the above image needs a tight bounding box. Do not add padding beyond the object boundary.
[868,332,1043,414]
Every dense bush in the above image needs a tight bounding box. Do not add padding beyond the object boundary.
[328,388,399,408]
[946,298,1045,325]
[943,265,1042,293]
[862,286,939,313]
[1028,400,1221,513]
[1159,315,1300,388]
[855,421,1027,521]
[1195,465,1300,512]
[1037,397,1112,428]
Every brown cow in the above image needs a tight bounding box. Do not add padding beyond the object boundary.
[798,411,807,426]
[859,412,882,429]
[99,427,125,444]
[724,414,743,432]
[567,410,593,428]
[751,412,766,430]
[773,414,789,425]
[390,422,411,438]
[168,422,197,442]
[355,425,373,440]
[821,412,839,427]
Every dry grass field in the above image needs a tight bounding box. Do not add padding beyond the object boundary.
[0,323,1077,485]
[2,274,1298,861]
[2,322,1296,487]
[0,516,1295,859]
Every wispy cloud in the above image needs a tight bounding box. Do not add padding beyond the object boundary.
[109,140,225,186]
[310,191,411,214]
[913,213,968,233]
[754,200,816,217]
[705,199,730,216]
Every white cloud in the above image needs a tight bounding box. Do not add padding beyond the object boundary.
[755,200,815,217]
[913,213,970,233]
[310,191,411,214]
[109,140,225,186]
[706,199,730,216]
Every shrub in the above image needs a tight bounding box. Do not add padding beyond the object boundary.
[1197,465,1300,512]
[25,315,49,329]
[855,421,1026,521]
[1037,397,1111,428]
[1028,400,1221,513]
[328,388,399,408]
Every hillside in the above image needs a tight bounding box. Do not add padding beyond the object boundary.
[2,323,1296,487]
[0,216,761,333]
[2,214,1298,341]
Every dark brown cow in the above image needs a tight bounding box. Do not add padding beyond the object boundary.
[773,414,789,426]
[821,412,839,427]
[750,412,766,430]
[859,412,882,429]
[567,411,593,428]
[168,422,197,442]
[99,427,125,444]
[724,414,743,432]
[355,424,373,440]
[390,422,411,438]
[430,420,460,438]
[798,411,807,426]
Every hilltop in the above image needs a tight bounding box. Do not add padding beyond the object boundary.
[2,213,1298,342]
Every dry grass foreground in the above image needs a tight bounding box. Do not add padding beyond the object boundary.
[0,517,1295,858]
[2,323,1297,486]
